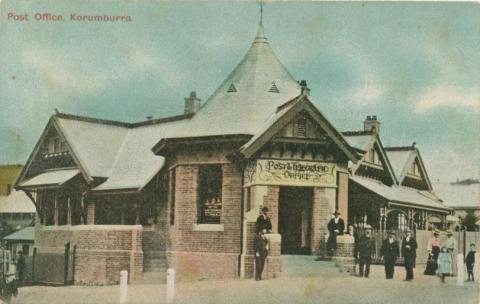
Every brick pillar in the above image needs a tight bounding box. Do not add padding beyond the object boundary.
[332,235,356,274]
[312,187,336,256]
[337,172,349,231]
[87,201,95,225]
[263,186,279,233]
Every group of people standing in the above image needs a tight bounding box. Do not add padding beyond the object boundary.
[424,229,476,283]
[253,206,476,284]
[354,226,417,281]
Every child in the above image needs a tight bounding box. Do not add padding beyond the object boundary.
[465,243,476,281]
[437,246,452,283]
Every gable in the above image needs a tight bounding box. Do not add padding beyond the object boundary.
[352,137,397,186]
[401,155,431,190]
[240,96,360,163]
[275,110,326,140]
[15,117,90,188]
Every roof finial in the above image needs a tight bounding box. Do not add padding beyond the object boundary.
[260,0,263,25]
[254,0,267,42]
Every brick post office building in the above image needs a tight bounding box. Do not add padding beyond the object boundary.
[15,22,450,284]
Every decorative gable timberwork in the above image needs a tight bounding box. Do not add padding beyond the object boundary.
[402,156,430,190]
[240,96,360,164]
[354,141,396,186]
[15,117,90,189]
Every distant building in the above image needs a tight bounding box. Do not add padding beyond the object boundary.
[3,226,34,256]
[433,182,480,220]
[0,164,22,196]
[0,165,36,238]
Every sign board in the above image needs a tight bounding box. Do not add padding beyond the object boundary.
[244,159,337,187]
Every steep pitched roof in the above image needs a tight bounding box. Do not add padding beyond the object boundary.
[342,131,398,185]
[16,23,351,192]
[385,146,432,190]
[186,23,302,137]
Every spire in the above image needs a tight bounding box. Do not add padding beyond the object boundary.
[254,0,267,43]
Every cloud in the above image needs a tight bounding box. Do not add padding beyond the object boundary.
[22,47,111,93]
[344,72,385,105]
[415,86,480,113]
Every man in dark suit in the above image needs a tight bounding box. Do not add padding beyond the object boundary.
[380,230,399,279]
[355,225,376,278]
[401,229,417,281]
[255,206,272,233]
[254,229,269,281]
[327,210,345,256]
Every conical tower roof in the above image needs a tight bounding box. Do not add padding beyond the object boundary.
[190,23,302,136]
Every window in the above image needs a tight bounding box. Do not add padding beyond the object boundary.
[197,165,223,224]
[47,136,67,154]
[295,117,307,137]
[170,169,176,225]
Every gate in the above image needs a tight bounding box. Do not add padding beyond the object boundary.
[30,242,76,285]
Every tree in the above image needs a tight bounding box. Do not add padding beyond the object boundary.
[460,212,480,231]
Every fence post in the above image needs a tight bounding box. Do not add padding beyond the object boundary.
[32,247,36,284]
[457,253,464,286]
[119,270,128,304]
[166,268,175,304]
[64,242,70,285]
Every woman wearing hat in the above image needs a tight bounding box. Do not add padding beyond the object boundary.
[424,229,441,275]
[444,230,457,275]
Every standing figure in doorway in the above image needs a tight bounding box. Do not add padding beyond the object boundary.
[255,206,272,233]
[401,229,418,281]
[355,225,376,278]
[254,228,269,281]
[327,210,345,256]
[424,229,441,275]
[444,230,457,275]
[380,231,399,279]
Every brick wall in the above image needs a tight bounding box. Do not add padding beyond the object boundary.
[312,187,336,256]
[263,186,279,232]
[34,224,143,285]
[167,162,243,280]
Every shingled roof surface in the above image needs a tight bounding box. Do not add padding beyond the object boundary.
[49,23,305,191]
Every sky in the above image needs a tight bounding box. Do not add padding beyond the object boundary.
[0,0,479,183]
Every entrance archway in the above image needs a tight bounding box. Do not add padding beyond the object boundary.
[278,187,313,255]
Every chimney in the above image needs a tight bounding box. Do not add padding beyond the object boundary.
[363,115,380,134]
[184,91,201,115]
[299,80,311,96]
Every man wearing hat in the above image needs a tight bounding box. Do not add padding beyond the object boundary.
[380,230,399,279]
[445,230,457,275]
[355,225,376,278]
[401,228,418,281]
[424,229,441,275]
[255,206,272,233]
[327,210,345,256]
